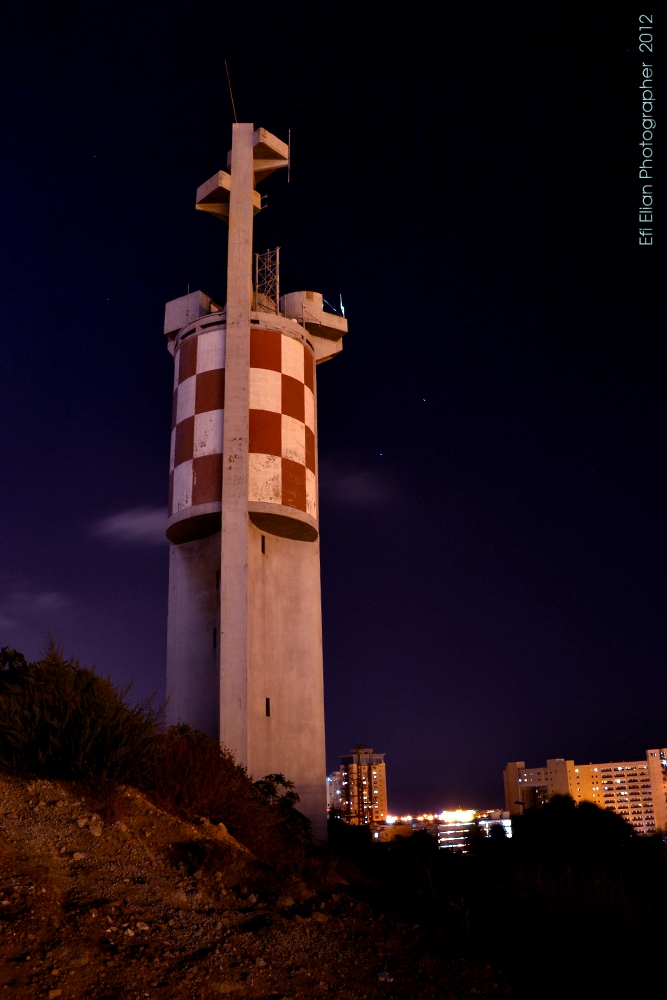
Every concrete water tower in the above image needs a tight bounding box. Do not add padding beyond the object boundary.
[163,124,347,838]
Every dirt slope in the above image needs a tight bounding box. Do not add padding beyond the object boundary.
[0,778,508,999]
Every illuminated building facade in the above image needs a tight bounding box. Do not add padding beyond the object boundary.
[373,809,512,850]
[339,745,387,825]
[437,810,476,851]
[326,771,342,818]
[504,748,667,834]
[437,810,511,852]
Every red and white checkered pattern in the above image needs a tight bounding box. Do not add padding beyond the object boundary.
[169,325,316,525]
[168,327,226,518]
[249,328,317,519]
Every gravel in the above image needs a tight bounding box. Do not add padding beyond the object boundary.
[0,777,510,998]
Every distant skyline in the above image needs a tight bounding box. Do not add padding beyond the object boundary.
[1,3,664,813]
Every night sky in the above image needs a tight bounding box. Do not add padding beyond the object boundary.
[1,3,664,813]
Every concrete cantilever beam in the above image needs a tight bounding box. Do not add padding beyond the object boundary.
[196,127,288,221]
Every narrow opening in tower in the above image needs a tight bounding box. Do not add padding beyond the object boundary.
[261,534,266,554]
[265,697,271,717]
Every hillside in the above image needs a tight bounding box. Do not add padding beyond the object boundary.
[0,776,505,999]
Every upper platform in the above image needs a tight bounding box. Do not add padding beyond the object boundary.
[195,127,289,223]
[164,288,347,364]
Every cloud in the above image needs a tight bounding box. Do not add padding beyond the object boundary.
[92,507,168,546]
[319,459,400,508]
[328,471,394,506]
[8,591,69,611]
[0,590,71,631]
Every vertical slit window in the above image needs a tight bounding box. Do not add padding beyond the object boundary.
[265,697,271,717]
[261,535,266,554]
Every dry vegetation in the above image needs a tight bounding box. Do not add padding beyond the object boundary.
[3,646,665,999]
[0,646,505,999]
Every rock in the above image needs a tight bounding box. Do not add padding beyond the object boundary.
[276,896,295,909]
[89,824,103,837]
[311,911,328,923]
[48,991,62,999]
[72,852,86,861]
[136,921,150,931]
[286,880,315,903]
[77,818,88,828]
[378,970,394,982]
[70,954,89,968]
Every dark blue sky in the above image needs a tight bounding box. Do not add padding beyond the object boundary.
[1,2,664,812]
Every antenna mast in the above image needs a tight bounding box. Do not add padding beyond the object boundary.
[224,59,238,123]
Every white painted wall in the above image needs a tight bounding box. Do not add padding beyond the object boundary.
[166,532,221,738]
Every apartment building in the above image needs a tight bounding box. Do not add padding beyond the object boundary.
[338,745,388,825]
[504,748,667,834]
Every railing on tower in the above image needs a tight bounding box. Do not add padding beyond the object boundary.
[254,246,280,313]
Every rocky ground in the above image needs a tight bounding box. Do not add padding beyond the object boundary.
[0,778,511,999]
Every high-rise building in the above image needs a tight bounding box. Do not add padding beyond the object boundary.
[326,771,342,819]
[164,124,347,840]
[504,749,667,834]
[339,745,388,825]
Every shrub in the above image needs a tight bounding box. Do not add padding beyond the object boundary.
[0,644,158,781]
[141,725,313,868]
[510,793,635,857]
[0,646,317,875]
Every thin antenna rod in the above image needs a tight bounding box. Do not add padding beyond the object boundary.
[224,59,238,123]
[288,129,291,183]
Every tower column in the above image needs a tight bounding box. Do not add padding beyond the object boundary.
[220,122,255,765]
[164,123,347,839]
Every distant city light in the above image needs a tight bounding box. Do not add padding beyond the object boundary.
[439,809,476,824]
[386,808,478,825]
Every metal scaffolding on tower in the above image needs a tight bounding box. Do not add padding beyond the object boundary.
[254,246,280,313]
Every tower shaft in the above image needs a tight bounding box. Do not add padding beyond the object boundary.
[164,123,347,840]
[220,123,254,764]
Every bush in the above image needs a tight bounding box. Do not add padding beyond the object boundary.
[0,646,317,875]
[337,797,667,998]
[141,724,313,866]
[0,644,158,781]
[510,793,636,857]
